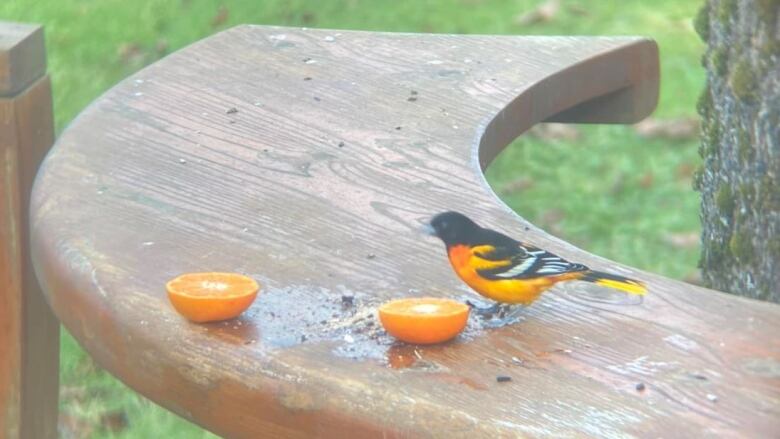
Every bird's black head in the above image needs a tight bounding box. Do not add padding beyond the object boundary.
[425,211,482,247]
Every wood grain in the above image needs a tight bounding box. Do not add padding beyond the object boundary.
[0,22,58,439]
[0,100,23,439]
[30,26,780,437]
[0,22,46,97]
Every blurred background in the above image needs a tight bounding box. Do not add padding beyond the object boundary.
[1,0,704,437]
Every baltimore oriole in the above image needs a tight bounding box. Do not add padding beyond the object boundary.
[425,211,646,308]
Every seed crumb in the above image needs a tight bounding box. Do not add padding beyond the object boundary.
[226,107,238,114]
[635,382,646,392]
[496,375,511,383]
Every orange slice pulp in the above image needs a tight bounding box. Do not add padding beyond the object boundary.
[166,272,259,323]
[378,297,470,344]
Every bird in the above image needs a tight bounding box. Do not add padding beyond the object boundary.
[424,211,646,316]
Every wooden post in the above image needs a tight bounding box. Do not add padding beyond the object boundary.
[0,21,59,439]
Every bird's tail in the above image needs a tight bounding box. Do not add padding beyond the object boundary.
[579,270,647,295]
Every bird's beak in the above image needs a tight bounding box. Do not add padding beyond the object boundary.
[421,223,436,237]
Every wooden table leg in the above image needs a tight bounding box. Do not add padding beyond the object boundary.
[0,21,59,439]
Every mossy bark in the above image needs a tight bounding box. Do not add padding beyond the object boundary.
[695,0,780,302]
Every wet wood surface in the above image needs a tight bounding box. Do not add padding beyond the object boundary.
[1,22,59,439]
[30,26,780,438]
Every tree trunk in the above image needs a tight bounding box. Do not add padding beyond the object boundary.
[694,0,780,302]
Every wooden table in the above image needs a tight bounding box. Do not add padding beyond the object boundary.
[28,26,780,437]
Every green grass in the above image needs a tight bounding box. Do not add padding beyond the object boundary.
[1,0,704,437]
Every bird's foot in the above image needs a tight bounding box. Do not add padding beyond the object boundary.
[467,302,525,327]
[466,300,502,316]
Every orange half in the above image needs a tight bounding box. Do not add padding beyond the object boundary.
[166,272,259,323]
[378,297,470,344]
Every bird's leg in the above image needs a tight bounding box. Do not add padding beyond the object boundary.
[480,304,525,328]
[465,300,525,326]
[496,304,525,324]
[466,300,502,316]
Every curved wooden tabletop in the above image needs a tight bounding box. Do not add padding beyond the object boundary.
[31,26,780,438]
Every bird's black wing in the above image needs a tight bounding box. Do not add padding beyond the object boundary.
[473,232,588,280]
